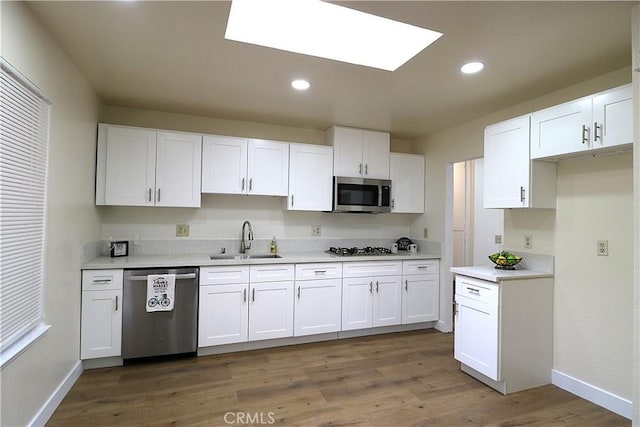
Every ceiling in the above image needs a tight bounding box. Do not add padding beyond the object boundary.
[27,1,635,140]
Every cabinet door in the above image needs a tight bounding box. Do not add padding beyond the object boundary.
[592,84,633,150]
[294,278,342,336]
[248,281,294,341]
[362,130,390,179]
[530,97,592,159]
[104,126,156,206]
[454,295,499,380]
[155,132,202,207]
[247,139,289,196]
[287,143,333,211]
[341,277,373,331]
[198,283,248,346]
[81,289,122,359]
[390,153,425,213]
[331,126,364,178]
[483,116,531,208]
[402,274,439,324]
[372,276,402,327]
[201,135,247,194]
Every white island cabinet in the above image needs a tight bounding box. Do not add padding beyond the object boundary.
[451,267,553,394]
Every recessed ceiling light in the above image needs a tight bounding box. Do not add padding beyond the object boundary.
[291,79,310,90]
[461,61,485,74]
[225,0,443,72]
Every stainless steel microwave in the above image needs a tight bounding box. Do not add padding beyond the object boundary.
[332,176,392,213]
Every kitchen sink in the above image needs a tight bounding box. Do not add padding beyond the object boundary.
[209,254,282,260]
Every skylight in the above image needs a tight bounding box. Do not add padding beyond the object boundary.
[225,0,443,72]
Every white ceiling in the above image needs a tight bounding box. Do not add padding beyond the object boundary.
[27,1,634,140]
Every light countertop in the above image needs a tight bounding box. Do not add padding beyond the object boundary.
[83,251,441,270]
[450,265,554,283]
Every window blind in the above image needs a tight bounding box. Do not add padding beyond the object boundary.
[0,58,51,352]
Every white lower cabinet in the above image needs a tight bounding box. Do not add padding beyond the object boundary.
[341,261,403,331]
[81,269,123,359]
[401,260,439,324]
[198,265,294,347]
[453,274,553,394]
[294,263,342,336]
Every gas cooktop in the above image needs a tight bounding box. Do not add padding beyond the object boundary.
[325,246,393,256]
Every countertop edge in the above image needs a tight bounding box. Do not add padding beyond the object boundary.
[450,266,554,282]
[82,252,441,270]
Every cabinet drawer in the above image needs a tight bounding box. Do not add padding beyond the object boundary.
[250,264,294,282]
[295,263,342,280]
[342,261,402,278]
[402,260,439,275]
[200,265,249,285]
[82,269,123,291]
[455,276,498,306]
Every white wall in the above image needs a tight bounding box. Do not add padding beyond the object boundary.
[0,2,102,425]
[416,67,634,408]
[98,106,416,243]
[472,159,504,266]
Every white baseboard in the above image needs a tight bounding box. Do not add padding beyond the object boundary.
[29,360,83,427]
[552,369,632,419]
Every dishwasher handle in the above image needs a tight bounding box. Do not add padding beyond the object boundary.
[126,273,197,281]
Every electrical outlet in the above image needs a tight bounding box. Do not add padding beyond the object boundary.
[494,234,503,244]
[423,227,429,239]
[597,240,608,256]
[524,235,532,249]
[176,224,190,237]
[312,225,321,236]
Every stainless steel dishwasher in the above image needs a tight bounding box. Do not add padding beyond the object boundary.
[122,267,198,359]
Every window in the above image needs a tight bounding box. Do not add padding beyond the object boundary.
[0,58,51,364]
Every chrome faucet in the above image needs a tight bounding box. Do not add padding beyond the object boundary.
[240,221,254,254]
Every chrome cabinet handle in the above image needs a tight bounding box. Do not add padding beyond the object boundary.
[157,188,161,203]
[365,164,368,175]
[405,280,408,291]
[376,281,379,293]
[297,286,301,299]
[391,198,395,209]
[92,279,112,284]
[243,288,247,302]
[148,188,152,202]
[520,186,525,203]
[115,295,119,311]
[291,194,294,207]
[369,282,373,293]
[249,178,253,191]
[467,287,480,295]
[594,122,601,142]
[359,163,363,175]
[417,266,428,270]
[241,178,245,191]
[252,288,255,302]
[582,125,590,144]
[314,270,326,275]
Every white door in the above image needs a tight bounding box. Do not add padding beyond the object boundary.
[294,278,342,336]
[201,135,247,194]
[372,276,402,327]
[362,130,390,179]
[483,116,531,208]
[402,275,439,324]
[287,144,333,211]
[454,295,499,380]
[247,139,289,196]
[592,84,633,149]
[155,132,202,207]
[390,153,425,213]
[341,277,373,331]
[248,281,294,341]
[80,289,122,359]
[198,284,248,346]
[332,126,364,177]
[104,126,156,206]
[530,97,592,159]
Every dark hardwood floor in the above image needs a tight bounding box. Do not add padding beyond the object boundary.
[48,330,630,426]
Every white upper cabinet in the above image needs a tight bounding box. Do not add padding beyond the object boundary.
[327,126,390,179]
[96,124,202,207]
[202,136,289,196]
[483,116,556,209]
[287,143,333,211]
[531,84,632,160]
[389,153,425,213]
